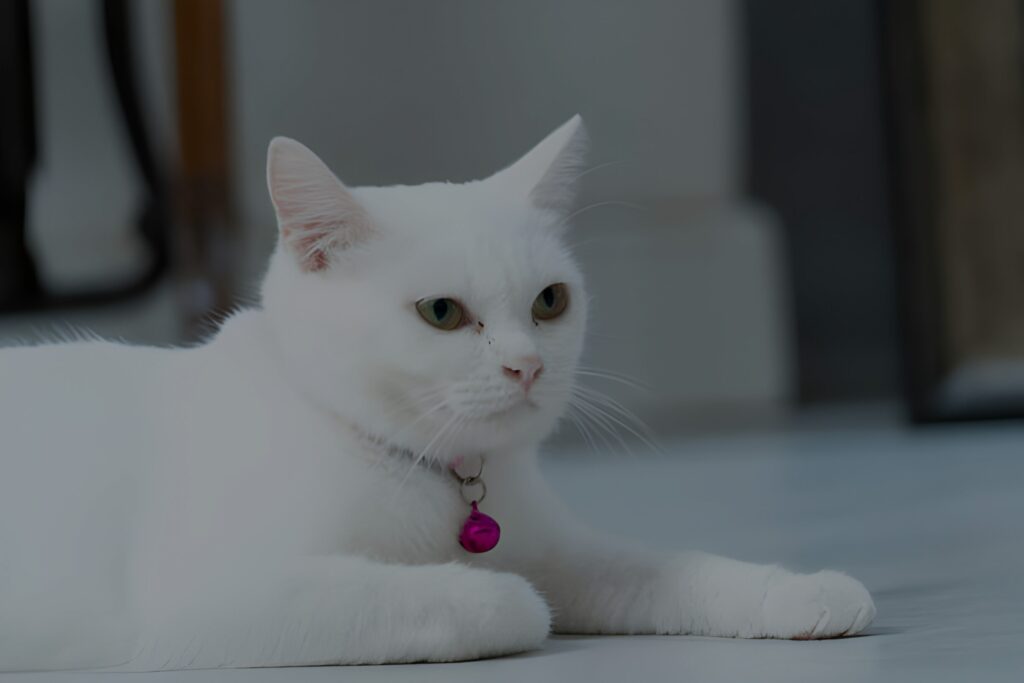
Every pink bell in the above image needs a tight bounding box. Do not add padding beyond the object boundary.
[458,502,501,553]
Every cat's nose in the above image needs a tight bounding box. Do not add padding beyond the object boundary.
[502,356,544,392]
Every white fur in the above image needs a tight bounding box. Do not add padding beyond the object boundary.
[0,116,874,671]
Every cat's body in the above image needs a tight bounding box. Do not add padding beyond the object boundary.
[0,117,874,671]
[0,317,546,669]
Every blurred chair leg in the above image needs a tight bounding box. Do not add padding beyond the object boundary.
[0,0,172,315]
[0,185,43,311]
[174,0,236,336]
[0,0,43,311]
[101,0,171,290]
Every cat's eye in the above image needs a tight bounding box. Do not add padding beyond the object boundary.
[532,283,569,321]
[416,297,466,331]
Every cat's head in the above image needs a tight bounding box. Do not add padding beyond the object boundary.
[261,116,588,460]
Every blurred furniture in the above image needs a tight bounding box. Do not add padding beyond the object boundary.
[173,0,236,334]
[744,0,898,404]
[885,0,1024,420]
[0,0,42,311]
[0,0,170,315]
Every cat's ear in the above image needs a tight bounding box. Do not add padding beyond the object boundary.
[266,137,372,272]
[495,114,588,217]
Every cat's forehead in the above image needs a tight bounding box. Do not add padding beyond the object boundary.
[351,182,576,295]
[353,181,536,237]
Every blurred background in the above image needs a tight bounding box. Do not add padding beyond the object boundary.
[2,0,1023,439]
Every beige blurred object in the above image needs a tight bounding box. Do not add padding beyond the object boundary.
[888,0,1024,418]
[923,0,1024,364]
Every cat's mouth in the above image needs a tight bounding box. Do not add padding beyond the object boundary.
[479,397,539,422]
[436,390,540,423]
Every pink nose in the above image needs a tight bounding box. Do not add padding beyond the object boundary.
[502,356,544,392]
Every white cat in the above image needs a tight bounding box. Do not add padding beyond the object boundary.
[0,116,874,671]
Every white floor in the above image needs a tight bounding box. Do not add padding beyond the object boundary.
[2,415,1021,682]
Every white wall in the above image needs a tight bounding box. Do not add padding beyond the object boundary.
[231,0,743,261]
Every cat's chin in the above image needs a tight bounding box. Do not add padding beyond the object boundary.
[455,403,560,451]
[479,398,539,422]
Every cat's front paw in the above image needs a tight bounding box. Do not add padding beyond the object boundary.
[759,570,875,639]
[409,566,551,662]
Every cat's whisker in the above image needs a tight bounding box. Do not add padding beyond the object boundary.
[558,200,647,229]
[402,411,469,491]
[575,366,652,392]
[434,413,468,466]
[569,393,634,456]
[570,390,638,441]
[564,403,604,455]
[572,382,641,416]
[370,384,449,437]
[574,385,659,446]
[385,389,448,428]
[413,413,459,465]
[570,385,663,456]
[394,420,455,492]
[381,402,449,450]
[567,159,630,184]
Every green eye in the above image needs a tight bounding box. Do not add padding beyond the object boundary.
[532,283,569,321]
[416,297,465,331]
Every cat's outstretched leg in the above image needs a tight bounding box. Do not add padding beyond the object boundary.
[521,546,875,639]
[493,463,874,640]
[121,556,549,670]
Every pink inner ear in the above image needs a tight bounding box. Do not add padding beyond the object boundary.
[282,225,331,272]
[268,138,369,273]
